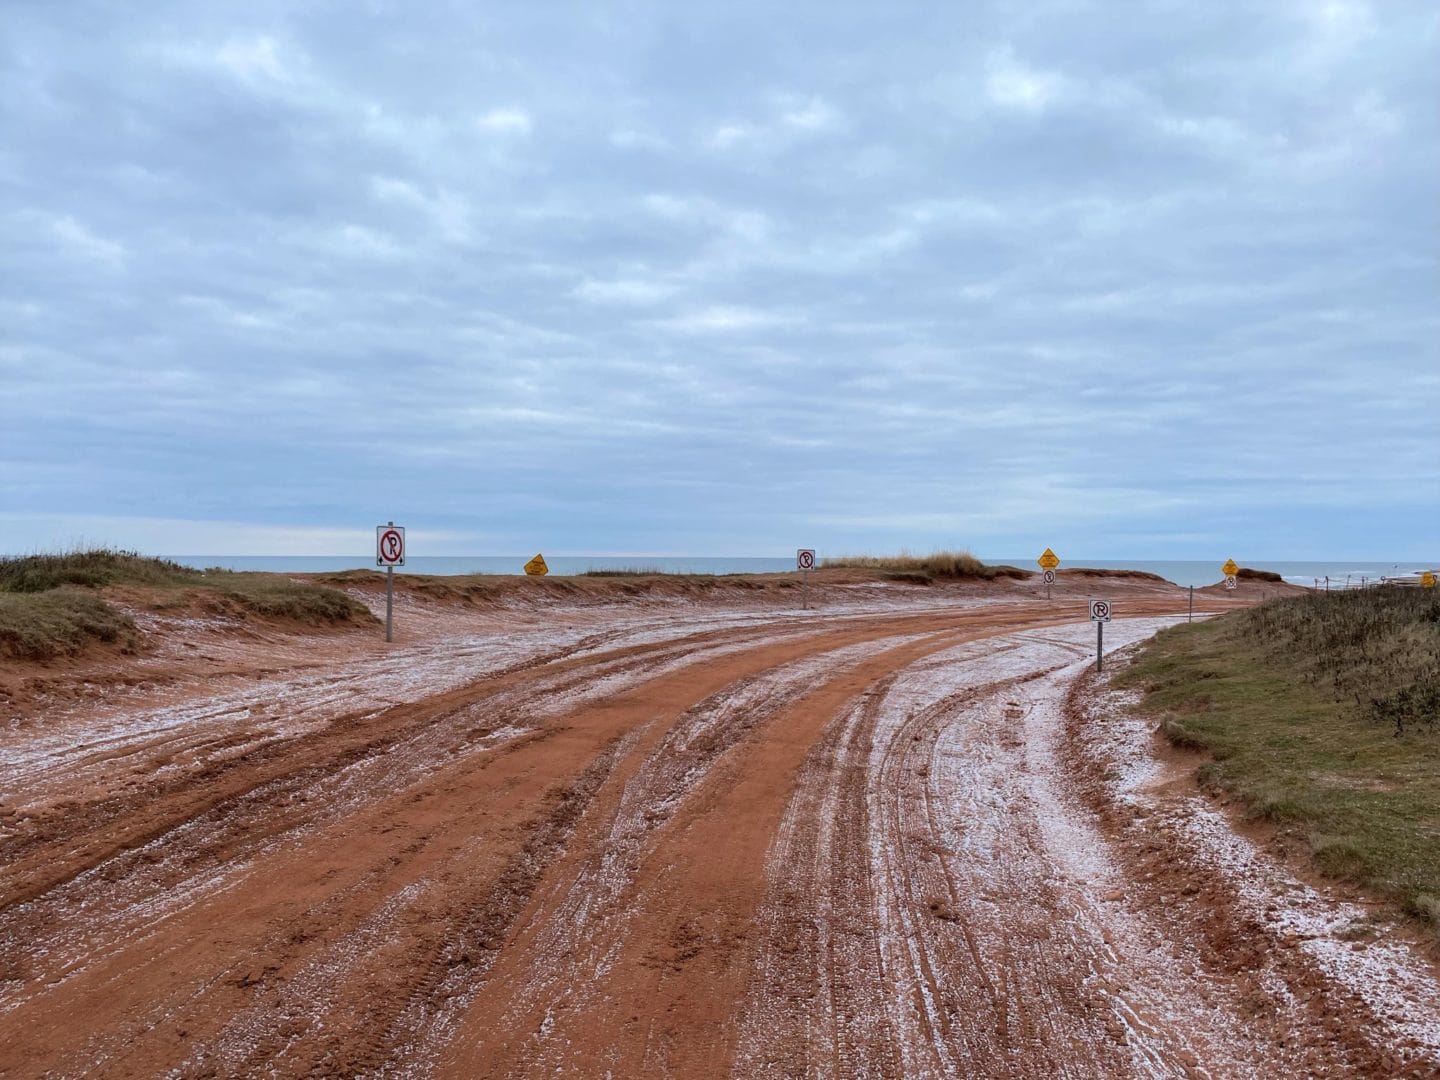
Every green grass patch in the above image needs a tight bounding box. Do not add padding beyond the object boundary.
[0,589,139,660]
[208,574,374,624]
[822,549,1026,580]
[1120,587,1440,931]
[882,570,935,584]
[0,549,199,592]
[0,550,374,659]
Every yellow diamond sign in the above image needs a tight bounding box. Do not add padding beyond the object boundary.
[1423,571,1436,589]
[1221,558,1240,577]
[523,553,549,577]
[1037,548,1060,570]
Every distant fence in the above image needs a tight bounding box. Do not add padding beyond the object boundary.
[1304,574,1435,591]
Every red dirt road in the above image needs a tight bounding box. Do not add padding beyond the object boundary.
[2,582,1437,1077]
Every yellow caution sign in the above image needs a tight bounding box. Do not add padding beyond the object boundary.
[1037,547,1061,570]
[1221,558,1240,577]
[1423,571,1436,589]
[523,553,549,577]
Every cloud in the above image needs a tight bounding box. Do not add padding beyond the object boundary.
[647,305,792,334]
[984,46,1067,111]
[780,96,840,132]
[0,513,473,557]
[706,94,843,150]
[573,277,678,305]
[214,35,290,84]
[368,175,471,240]
[474,107,532,135]
[47,214,125,268]
[1,1,1435,560]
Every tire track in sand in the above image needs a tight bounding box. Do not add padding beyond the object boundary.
[1,607,1023,1077]
[737,618,1322,1079]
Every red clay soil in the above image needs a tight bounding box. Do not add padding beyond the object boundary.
[1,574,1433,1078]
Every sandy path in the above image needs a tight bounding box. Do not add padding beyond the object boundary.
[1,593,1435,1077]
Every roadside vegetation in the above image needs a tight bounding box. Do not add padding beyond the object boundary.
[0,589,139,660]
[821,550,1027,584]
[1120,587,1440,932]
[0,549,374,660]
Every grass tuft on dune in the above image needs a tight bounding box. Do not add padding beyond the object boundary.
[821,550,1027,583]
[0,549,375,660]
[0,589,139,660]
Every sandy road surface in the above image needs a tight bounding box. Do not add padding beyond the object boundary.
[1,591,1437,1077]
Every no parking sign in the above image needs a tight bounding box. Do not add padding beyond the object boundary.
[376,522,405,643]
[1090,598,1112,673]
[376,525,406,567]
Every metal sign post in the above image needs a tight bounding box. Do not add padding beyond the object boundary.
[376,521,406,642]
[797,549,816,610]
[1188,585,1194,623]
[1037,548,1060,600]
[1089,599,1112,673]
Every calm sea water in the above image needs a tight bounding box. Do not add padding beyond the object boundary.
[167,555,1435,589]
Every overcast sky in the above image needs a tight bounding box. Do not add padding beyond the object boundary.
[3,1,1437,560]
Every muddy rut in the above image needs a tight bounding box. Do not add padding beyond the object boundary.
[1,596,1436,1078]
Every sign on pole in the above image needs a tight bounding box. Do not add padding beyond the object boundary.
[1090,598,1111,674]
[1037,548,1060,599]
[523,553,549,577]
[376,522,405,643]
[377,526,406,566]
[1423,571,1437,589]
[1224,575,1238,590]
[1221,558,1239,578]
[797,549,815,610]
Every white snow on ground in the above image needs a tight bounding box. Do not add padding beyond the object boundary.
[0,592,1031,819]
[863,618,1274,1078]
[740,615,1410,1078]
[1082,668,1440,1060]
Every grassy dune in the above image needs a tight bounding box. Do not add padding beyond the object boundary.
[0,550,374,660]
[821,550,1027,583]
[1121,587,1440,931]
[0,589,139,660]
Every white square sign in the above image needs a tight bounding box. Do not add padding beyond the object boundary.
[796,549,816,571]
[376,525,406,566]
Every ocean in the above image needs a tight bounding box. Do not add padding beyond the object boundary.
[166,555,1436,589]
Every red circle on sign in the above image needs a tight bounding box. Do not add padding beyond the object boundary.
[379,529,403,563]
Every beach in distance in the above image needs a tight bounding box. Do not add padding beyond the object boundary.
[169,554,1432,588]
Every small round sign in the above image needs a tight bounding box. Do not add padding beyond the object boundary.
[797,549,816,571]
[1042,569,1056,585]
